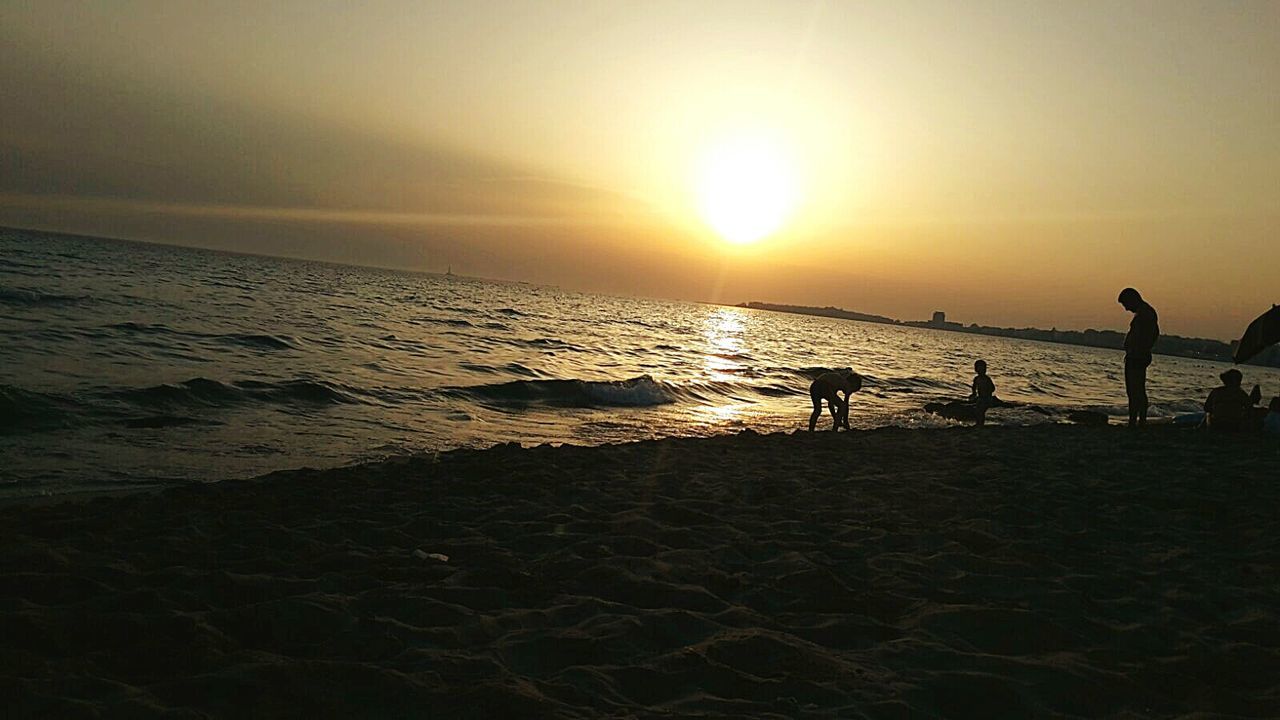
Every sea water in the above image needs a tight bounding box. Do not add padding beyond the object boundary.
[3,227,1277,496]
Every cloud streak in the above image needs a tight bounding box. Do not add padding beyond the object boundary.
[0,39,650,225]
[0,193,632,228]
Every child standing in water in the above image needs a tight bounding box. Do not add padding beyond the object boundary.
[970,360,996,426]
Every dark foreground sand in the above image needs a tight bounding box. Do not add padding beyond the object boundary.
[2,426,1278,719]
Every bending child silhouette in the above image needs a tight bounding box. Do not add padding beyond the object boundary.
[809,368,862,431]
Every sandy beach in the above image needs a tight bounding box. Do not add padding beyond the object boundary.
[2,425,1278,718]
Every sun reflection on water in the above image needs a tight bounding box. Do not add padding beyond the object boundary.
[689,401,746,426]
[702,307,750,382]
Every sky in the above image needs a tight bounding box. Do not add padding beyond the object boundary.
[2,0,1277,339]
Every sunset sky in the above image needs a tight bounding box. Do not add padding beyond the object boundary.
[2,1,1277,339]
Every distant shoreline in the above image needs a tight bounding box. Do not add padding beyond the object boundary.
[7,223,1274,368]
[738,301,1280,369]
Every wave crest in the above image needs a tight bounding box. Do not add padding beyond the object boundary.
[0,288,88,306]
[0,385,78,434]
[114,378,359,409]
[444,375,677,408]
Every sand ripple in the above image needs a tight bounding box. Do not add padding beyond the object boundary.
[2,425,1278,717]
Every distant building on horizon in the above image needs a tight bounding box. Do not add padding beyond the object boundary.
[740,297,1280,368]
[922,311,962,330]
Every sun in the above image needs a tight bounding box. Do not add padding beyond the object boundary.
[695,131,800,244]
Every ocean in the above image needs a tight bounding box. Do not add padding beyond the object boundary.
[3,227,1276,497]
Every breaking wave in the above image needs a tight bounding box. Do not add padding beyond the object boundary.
[112,378,360,409]
[0,288,89,307]
[442,375,679,408]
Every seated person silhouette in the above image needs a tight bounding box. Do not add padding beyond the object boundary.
[969,359,996,426]
[1264,397,1280,437]
[1204,369,1252,432]
[809,368,862,431]
[1247,384,1268,430]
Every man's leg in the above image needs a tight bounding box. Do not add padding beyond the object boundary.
[1135,356,1150,425]
[1124,355,1136,426]
[1124,354,1149,427]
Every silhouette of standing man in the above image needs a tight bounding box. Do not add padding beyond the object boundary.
[1118,288,1159,427]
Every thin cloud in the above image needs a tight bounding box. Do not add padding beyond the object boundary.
[0,194,627,228]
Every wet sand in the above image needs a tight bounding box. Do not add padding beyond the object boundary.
[2,425,1278,718]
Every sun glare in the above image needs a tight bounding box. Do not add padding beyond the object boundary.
[695,132,800,244]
